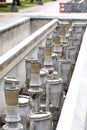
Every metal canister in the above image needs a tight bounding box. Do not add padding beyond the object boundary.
[45,38,53,47]
[4,77,20,123]
[53,36,60,49]
[44,47,53,66]
[28,88,43,113]
[25,58,37,88]
[19,95,30,130]
[72,38,81,54]
[52,53,57,70]
[40,68,48,95]
[38,46,44,67]
[30,60,41,89]
[46,78,62,109]
[3,77,23,130]
[66,46,77,72]
[57,59,71,91]
[29,112,53,130]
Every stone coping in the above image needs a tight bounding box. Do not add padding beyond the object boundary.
[0,19,58,78]
[0,16,30,33]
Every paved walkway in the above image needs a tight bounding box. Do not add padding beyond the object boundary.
[0,0,59,24]
[1,0,87,25]
[0,0,72,24]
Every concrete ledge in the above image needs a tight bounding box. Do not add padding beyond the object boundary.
[0,19,58,78]
[0,16,30,56]
[56,27,87,130]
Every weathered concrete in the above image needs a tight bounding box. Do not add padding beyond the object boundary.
[0,17,30,56]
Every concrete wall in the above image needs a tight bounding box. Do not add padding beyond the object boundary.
[30,19,50,34]
[0,17,30,56]
[0,17,51,57]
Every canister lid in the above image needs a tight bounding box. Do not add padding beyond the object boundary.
[40,68,48,76]
[29,112,51,121]
[44,66,54,74]
[58,59,71,64]
[4,76,20,84]
[46,78,62,84]
[52,52,57,57]
[28,88,43,94]
[19,95,30,106]
[25,57,37,62]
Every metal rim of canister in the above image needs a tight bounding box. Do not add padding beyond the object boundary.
[19,95,30,106]
[46,78,62,85]
[52,52,57,58]
[25,57,37,62]
[58,59,72,64]
[44,66,54,73]
[28,88,43,94]
[28,111,52,121]
[40,68,48,77]
[4,76,20,84]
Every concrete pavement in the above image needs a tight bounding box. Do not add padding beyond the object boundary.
[0,0,87,27]
[0,0,71,24]
[0,0,60,24]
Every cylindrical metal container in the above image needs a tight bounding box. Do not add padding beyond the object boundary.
[53,36,63,57]
[4,77,20,123]
[3,77,23,130]
[57,59,71,91]
[18,95,30,130]
[52,53,57,70]
[62,42,69,59]
[46,78,62,109]
[38,46,44,67]
[25,58,37,88]
[44,47,53,66]
[30,60,41,89]
[29,112,53,130]
[72,24,83,40]
[53,36,60,50]
[66,46,77,67]
[45,38,53,47]
[52,29,59,39]
[40,68,48,95]
[28,88,43,113]
[60,27,66,37]
[72,38,81,55]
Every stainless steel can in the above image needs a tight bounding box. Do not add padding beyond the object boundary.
[40,68,48,95]
[46,78,62,108]
[29,112,53,130]
[19,95,30,130]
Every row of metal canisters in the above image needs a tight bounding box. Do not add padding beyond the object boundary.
[2,20,85,130]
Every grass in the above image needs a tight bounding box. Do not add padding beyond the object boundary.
[0,0,52,12]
